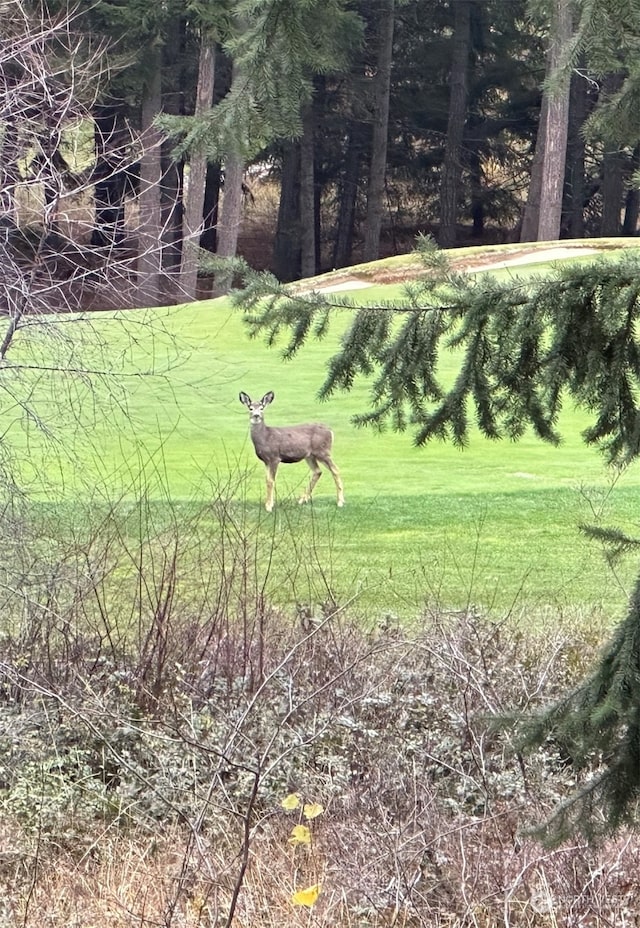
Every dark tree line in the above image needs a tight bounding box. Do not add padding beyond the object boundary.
[6,0,640,308]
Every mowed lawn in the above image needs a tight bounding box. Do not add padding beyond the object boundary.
[5,248,640,621]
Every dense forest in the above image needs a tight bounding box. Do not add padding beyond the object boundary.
[3,0,640,313]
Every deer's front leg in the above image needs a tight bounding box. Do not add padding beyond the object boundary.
[265,462,278,512]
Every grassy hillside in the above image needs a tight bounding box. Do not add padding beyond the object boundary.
[4,244,640,619]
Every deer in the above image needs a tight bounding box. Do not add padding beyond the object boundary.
[239,391,345,513]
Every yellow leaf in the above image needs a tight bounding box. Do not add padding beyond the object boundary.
[281,793,301,811]
[291,884,321,907]
[288,824,311,846]
[303,802,324,820]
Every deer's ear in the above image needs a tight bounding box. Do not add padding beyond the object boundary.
[262,391,275,405]
[239,392,251,406]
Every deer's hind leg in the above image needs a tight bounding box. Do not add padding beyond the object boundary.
[299,455,322,504]
[324,455,345,507]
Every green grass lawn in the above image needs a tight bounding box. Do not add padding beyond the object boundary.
[4,245,640,621]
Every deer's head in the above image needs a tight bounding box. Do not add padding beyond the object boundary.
[239,391,274,424]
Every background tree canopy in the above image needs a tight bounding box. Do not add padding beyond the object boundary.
[9,0,640,305]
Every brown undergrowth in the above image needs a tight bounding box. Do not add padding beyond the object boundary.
[0,484,638,927]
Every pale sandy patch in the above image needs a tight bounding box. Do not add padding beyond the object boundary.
[305,246,605,293]
[479,246,602,272]
[312,279,374,293]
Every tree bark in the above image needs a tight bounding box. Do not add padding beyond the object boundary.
[160,148,183,274]
[362,0,395,262]
[216,159,244,260]
[299,103,316,278]
[180,40,216,300]
[438,0,472,249]
[272,142,301,282]
[333,120,364,269]
[159,14,187,278]
[200,163,222,252]
[562,68,589,238]
[91,106,127,248]
[212,62,245,295]
[622,146,640,236]
[600,148,625,236]
[137,53,163,306]
[522,0,572,243]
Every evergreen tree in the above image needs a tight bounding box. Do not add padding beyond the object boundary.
[526,0,640,239]
[387,0,541,247]
[72,0,195,300]
[160,0,361,164]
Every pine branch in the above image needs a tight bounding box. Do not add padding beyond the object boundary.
[579,524,640,567]
[234,250,640,463]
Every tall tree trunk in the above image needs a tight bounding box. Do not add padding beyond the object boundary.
[599,74,626,237]
[91,106,127,248]
[522,0,572,242]
[217,157,244,258]
[213,61,246,295]
[160,149,183,274]
[623,146,640,236]
[333,120,364,269]
[272,142,301,282]
[180,40,216,300]
[300,103,316,278]
[520,92,548,242]
[438,0,471,249]
[200,163,222,252]
[138,53,163,306]
[562,68,589,238]
[160,56,184,279]
[600,148,625,236]
[160,14,186,279]
[362,0,395,262]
